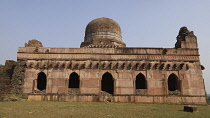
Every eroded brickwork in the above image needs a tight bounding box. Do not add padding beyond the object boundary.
[11,61,26,95]
[0,60,16,100]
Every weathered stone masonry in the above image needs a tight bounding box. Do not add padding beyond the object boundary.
[0,60,16,100]
[0,17,207,104]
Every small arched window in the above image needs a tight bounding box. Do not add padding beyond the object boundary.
[136,73,147,89]
[37,72,47,91]
[101,72,114,95]
[168,74,179,91]
[69,72,80,88]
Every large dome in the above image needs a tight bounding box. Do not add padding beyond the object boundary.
[85,17,122,40]
[81,17,126,48]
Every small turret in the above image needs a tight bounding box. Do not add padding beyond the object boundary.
[175,27,198,49]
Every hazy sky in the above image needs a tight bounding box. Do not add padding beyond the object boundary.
[0,0,209,93]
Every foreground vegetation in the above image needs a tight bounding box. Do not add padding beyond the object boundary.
[0,101,210,118]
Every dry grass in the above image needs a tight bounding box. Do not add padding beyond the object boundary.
[0,101,210,118]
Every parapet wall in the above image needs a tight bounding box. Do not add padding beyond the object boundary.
[18,47,199,55]
[17,47,200,63]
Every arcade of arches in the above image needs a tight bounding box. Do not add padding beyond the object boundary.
[35,72,181,95]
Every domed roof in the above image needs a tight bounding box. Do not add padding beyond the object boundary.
[85,17,122,40]
[80,17,126,48]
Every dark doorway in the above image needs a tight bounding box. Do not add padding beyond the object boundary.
[136,73,147,89]
[69,72,80,88]
[168,74,179,91]
[101,72,114,94]
[37,72,47,91]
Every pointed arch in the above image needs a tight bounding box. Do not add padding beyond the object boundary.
[69,72,80,88]
[37,72,47,91]
[168,73,179,91]
[101,72,114,95]
[136,73,147,89]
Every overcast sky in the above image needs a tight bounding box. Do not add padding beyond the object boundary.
[0,0,209,94]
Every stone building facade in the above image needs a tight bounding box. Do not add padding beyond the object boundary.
[0,17,207,104]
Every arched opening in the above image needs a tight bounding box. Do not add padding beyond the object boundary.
[136,73,147,89]
[168,74,179,91]
[101,72,114,95]
[69,72,80,88]
[37,72,47,91]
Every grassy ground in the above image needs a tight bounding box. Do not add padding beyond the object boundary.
[0,101,210,118]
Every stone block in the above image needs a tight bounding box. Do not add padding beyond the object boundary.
[184,105,197,112]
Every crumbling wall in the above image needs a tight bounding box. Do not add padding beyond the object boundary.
[0,60,16,100]
[11,60,26,96]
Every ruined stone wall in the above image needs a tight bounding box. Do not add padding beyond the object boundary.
[11,60,26,95]
[0,60,16,100]
[0,59,27,100]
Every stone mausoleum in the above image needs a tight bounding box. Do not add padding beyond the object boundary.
[0,17,207,104]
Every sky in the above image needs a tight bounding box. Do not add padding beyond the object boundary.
[0,0,209,94]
